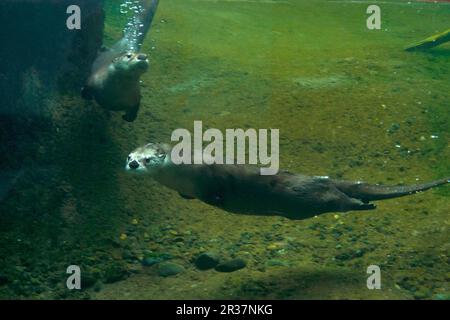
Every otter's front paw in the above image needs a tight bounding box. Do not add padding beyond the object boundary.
[122,114,136,122]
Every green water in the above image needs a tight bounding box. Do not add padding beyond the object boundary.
[0,0,449,299]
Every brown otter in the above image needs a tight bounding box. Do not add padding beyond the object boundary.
[81,0,159,122]
[125,143,449,220]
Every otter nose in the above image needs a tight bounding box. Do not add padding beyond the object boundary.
[137,54,147,60]
[129,160,139,169]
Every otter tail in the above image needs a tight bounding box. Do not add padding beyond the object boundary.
[334,177,449,203]
[126,0,160,52]
[115,0,160,52]
[135,0,160,50]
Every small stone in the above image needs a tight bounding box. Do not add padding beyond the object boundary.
[433,293,448,300]
[215,258,247,273]
[195,252,220,270]
[119,233,127,241]
[141,257,160,267]
[131,219,138,225]
[141,252,172,266]
[158,262,184,277]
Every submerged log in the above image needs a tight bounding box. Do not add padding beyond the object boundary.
[405,29,450,51]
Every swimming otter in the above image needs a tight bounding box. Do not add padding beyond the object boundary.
[125,143,449,220]
[81,0,159,122]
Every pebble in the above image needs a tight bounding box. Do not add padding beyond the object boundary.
[215,258,247,273]
[141,257,160,267]
[158,262,185,277]
[195,252,220,270]
[141,251,173,267]
[433,293,448,300]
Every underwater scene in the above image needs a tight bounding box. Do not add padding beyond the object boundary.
[0,0,449,300]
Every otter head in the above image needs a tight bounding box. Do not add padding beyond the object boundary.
[126,143,168,173]
[112,52,149,76]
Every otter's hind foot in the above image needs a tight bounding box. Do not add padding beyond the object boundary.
[356,203,376,211]
[349,199,376,211]
[122,104,139,122]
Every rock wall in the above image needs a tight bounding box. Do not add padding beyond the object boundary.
[0,0,104,116]
[0,0,105,191]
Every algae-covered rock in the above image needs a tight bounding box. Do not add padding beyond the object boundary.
[0,0,104,115]
[215,258,247,273]
[335,248,366,261]
[158,262,185,277]
[433,293,449,300]
[194,252,221,270]
[405,29,450,51]
[141,257,160,267]
[141,251,173,267]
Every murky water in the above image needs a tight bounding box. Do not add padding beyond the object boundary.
[0,0,448,299]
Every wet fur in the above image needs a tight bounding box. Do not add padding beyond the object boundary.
[126,143,449,220]
[82,0,159,122]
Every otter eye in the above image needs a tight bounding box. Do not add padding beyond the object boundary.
[127,156,131,161]
[126,53,132,59]
[145,157,151,164]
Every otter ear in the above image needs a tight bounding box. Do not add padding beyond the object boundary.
[156,147,166,159]
[81,86,94,100]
